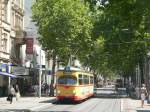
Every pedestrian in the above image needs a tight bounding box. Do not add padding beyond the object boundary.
[49,83,55,96]
[8,85,15,104]
[41,82,45,94]
[129,82,135,98]
[125,84,129,97]
[44,83,49,96]
[34,84,39,97]
[140,84,148,108]
[15,84,20,101]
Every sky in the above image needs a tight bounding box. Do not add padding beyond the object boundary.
[24,0,38,44]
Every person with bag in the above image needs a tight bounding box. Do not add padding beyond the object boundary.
[15,84,20,101]
[140,84,148,108]
[7,85,15,104]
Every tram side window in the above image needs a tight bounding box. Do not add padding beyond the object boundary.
[79,74,83,85]
[84,75,89,84]
[90,76,94,84]
[58,75,77,85]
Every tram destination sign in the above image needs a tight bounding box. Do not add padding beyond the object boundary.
[64,66,71,72]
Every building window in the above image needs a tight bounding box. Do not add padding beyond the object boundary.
[20,18,23,28]
[3,4,8,22]
[15,0,20,8]
[15,15,19,28]
[20,0,23,8]
[11,12,15,28]
[2,33,8,52]
[10,38,15,55]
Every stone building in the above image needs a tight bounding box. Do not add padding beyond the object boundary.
[0,0,24,97]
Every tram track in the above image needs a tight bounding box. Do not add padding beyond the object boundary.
[37,100,75,111]
[101,98,120,112]
[61,98,105,112]
[85,98,120,112]
[36,87,122,112]
[85,99,106,112]
[39,98,105,112]
[107,99,119,112]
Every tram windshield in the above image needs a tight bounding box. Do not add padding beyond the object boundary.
[58,75,77,85]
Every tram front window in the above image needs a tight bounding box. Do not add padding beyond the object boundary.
[58,75,77,85]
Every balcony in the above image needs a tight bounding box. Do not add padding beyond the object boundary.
[15,26,26,45]
[2,0,9,4]
[12,1,24,16]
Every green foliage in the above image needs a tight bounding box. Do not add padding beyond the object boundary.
[32,0,150,78]
[89,0,150,76]
[32,0,93,64]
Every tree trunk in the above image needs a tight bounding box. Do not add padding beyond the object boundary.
[139,59,144,85]
[50,51,56,96]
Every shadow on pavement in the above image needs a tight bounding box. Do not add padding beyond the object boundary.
[0,109,31,112]
[52,99,85,105]
[39,98,81,105]
[94,88,128,99]
[137,110,150,112]
[0,110,71,112]
[32,111,71,112]
[39,98,57,103]
[93,93,127,99]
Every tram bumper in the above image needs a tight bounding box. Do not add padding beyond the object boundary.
[57,96,81,101]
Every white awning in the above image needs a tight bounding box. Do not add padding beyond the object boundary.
[0,72,17,78]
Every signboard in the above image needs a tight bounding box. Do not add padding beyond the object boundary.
[26,54,33,60]
[0,64,8,72]
[26,38,33,54]
[36,65,46,70]
[12,66,29,76]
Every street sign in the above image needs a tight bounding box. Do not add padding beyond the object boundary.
[26,38,34,54]
[26,54,33,61]
[12,67,29,75]
[64,66,70,72]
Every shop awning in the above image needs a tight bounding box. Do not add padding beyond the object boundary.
[0,72,17,78]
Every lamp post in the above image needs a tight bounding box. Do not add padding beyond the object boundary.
[8,63,12,89]
[38,57,42,98]
[147,52,150,103]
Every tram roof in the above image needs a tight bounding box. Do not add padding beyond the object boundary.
[58,66,92,74]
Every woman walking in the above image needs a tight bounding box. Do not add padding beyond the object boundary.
[8,85,15,104]
[140,84,147,108]
[15,84,20,101]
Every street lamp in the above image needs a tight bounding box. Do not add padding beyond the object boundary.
[147,53,150,84]
[38,49,42,98]
[146,52,150,103]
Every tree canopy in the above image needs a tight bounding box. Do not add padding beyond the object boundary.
[88,0,150,76]
[32,0,150,78]
[32,0,93,64]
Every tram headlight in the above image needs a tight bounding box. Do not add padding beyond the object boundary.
[57,90,60,94]
[73,90,76,94]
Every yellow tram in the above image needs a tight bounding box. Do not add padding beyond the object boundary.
[56,66,94,101]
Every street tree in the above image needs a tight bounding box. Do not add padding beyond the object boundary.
[32,0,93,95]
[107,0,150,80]
[88,0,150,82]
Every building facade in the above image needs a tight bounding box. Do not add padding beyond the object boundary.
[0,0,24,96]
